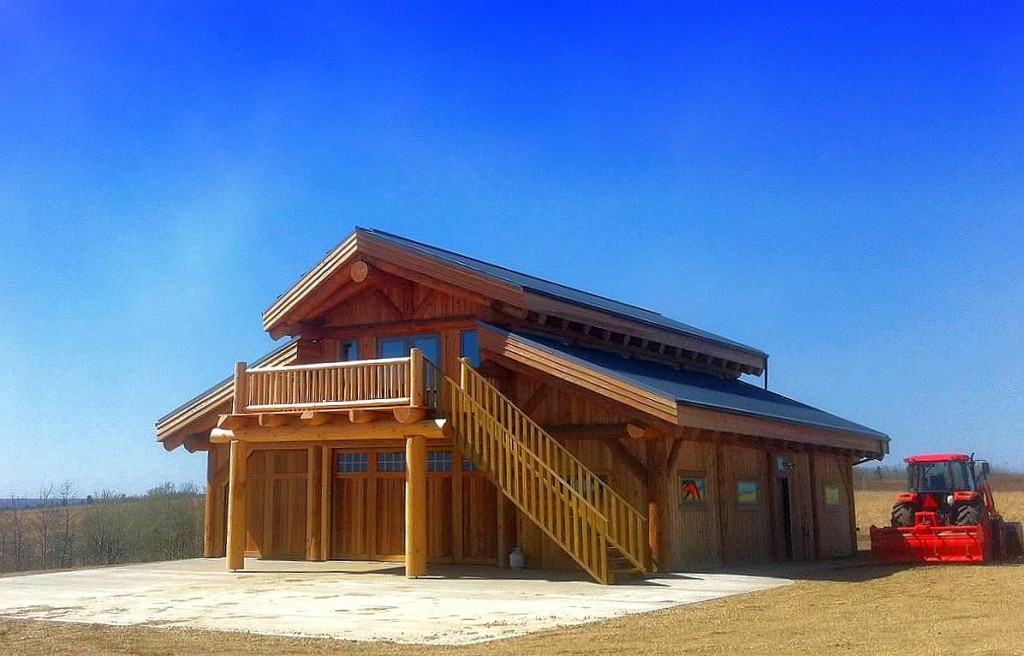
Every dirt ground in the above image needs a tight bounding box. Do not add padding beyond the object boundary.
[3,491,1023,655]
[2,562,1023,655]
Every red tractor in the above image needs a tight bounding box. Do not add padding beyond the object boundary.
[870,453,1023,563]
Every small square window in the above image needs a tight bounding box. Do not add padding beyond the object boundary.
[337,452,368,473]
[824,485,841,506]
[680,475,707,504]
[737,480,759,506]
[427,450,453,472]
[461,458,477,472]
[377,451,407,473]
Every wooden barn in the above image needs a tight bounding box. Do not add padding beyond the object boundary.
[156,228,888,583]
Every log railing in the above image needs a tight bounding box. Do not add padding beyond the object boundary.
[432,358,650,583]
[233,349,428,414]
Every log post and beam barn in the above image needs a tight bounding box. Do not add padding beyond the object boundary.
[155,227,888,583]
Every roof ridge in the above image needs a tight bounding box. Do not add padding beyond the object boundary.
[361,227,665,316]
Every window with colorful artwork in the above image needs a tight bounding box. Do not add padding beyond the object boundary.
[737,480,759,506]
[680,475,707,504]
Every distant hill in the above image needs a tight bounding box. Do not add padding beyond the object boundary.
[0,497,89,510]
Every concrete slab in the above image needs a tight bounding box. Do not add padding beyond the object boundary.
[0,558,792,644]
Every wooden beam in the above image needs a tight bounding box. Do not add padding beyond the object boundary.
[519,384,550,416]
[320,446,332,561]
[349,409,383,424]
[609,438,648,482]
[232,362,248,414]
[646,437,670,571]
[226,440,249,571]
[393,407,427,424]
[210,419,447,444]
[307,446,323,561]
[626,422,649,439]
[203,448,218,557]
[300,411,330,426]
[546,423,632,441]
[405,435,427,578]
[258,414,289,428]
[350,259,369,283]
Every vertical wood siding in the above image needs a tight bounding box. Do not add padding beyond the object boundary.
[717,444,772,564]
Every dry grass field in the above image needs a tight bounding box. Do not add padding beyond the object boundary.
[2,490,1022,655]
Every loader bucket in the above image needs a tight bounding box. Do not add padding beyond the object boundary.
[870,524,986,564]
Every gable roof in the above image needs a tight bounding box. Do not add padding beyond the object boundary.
[480,324,888,454]
[262,227,767,374]
[363,229,766,357]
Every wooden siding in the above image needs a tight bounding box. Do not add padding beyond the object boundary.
[668,439,721,568]
[717,444,772,564]
[814,452,855,558]
[244,448,308,559]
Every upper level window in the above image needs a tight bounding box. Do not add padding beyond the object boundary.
[460,329,480,366]
[338,339,360,361]
[377,334,440,365]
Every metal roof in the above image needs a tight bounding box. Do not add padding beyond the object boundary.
[904,453,970,464]
[499,327,888,440]
[362,228,767,358]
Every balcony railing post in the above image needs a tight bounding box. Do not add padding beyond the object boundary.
[233,361,248,414]
[409,348,424,408]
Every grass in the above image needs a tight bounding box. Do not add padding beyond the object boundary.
[2,490,1023,655]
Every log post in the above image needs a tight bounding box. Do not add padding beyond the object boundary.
[409,347,424,408]
[405,434,428,577]
[226,440,249,571]
[233,361,248,414]
[307,445,323,561]
[647,436,672,572]
[204,447,218,557]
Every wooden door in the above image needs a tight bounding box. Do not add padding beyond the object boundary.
[332,451,371,559]
[461,463,498,563]
[244,449,308,559]
[788,453,815,560]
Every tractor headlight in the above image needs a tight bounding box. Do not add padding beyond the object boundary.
[947,495,954,506]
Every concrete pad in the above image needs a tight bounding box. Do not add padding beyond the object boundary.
[0,558,791,644]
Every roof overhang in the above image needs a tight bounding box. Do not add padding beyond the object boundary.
[478,323,889,458]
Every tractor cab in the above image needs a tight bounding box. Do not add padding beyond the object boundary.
[895,453,987,527]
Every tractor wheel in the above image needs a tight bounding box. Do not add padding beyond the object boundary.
[891,502,914,528]
[956,503,981,526]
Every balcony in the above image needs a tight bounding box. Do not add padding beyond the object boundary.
[229,348,439,420]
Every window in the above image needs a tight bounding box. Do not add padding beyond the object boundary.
[460,330,481,366]
[338,339,360,361]
[377,334,440,364]
[737,481,759,506]
[776,456,790,474]
[824,486,841,506]
[337,452,368,473]
[461,458,477,472]
[427,450,453,472]
[376,451,407,473]
[680,475,707,504]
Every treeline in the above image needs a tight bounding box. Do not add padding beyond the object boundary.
[854,463,1024,491]
[0,482,203,574]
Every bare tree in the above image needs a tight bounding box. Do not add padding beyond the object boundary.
[35,485,58,569]
[58,481,77,567]
[9,496,27,571]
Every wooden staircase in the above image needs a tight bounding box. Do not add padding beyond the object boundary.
[435,359,650,584]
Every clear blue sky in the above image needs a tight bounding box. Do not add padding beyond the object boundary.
[1,3,1021,496]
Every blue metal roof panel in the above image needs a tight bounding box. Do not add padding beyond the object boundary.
[496,327,887,440]
[362,228,767,358]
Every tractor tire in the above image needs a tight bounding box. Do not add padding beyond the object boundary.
[956,503,981,526]
[1005,523,1024,559]
[891,502,915,528]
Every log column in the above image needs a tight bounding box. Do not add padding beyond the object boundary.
[203,446,222,557]
[226,440,249,571]
[307,445,323,561]
[405,434,427,578]
[647,436,673,572]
